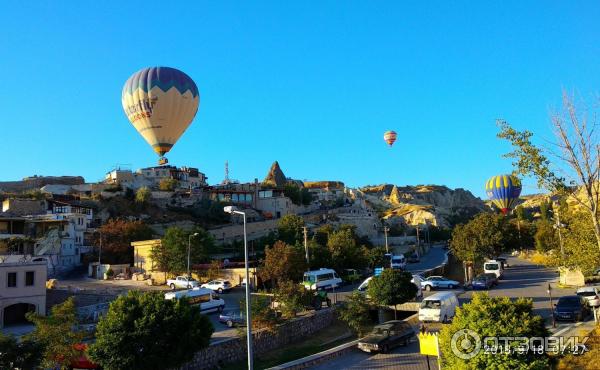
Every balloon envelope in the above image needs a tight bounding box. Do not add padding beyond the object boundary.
[122,67,199,161]
[485,174,522,214]
[383,130,397,147]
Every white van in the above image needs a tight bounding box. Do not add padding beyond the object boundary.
[391,255,406,270]
[164,287,225,314]
[484,260,504,279]
[419,292,459,323]
[357,276,373,292]
[302,268,343,290]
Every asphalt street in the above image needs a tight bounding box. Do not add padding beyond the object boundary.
[306,255,594,370]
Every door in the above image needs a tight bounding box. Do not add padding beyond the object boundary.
[4,303,36,327]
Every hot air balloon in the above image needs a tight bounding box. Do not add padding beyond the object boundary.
[122,67,199,165]
[383,130,397,147]
[485,174,522,215]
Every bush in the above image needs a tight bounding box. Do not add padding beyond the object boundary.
[273,280,313,318]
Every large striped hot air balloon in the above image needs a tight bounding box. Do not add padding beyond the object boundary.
[122,67,200,165]
[485,174,522,215]
[383,130,397,147]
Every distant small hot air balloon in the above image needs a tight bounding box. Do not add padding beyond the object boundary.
[485,174,522,215]
[383,130,397,147]
[122,66,200,165]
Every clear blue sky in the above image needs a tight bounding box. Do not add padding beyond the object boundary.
[2,2,599,198]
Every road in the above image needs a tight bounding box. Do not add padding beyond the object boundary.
[307,255,593,370]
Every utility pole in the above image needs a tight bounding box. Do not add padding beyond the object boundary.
[384,226,390,253]
[416,226,420,248]
[303,227,310,265]
[555,207,565,259]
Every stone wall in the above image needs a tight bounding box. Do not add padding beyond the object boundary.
[181,309,335,370]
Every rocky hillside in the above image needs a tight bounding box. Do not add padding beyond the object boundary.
[358,184,486,228]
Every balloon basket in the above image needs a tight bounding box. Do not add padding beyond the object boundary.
[158,157,169,166]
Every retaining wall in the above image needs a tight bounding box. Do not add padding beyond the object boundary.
[181,309,335,370]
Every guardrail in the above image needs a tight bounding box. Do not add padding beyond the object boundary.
[267,313,419,370]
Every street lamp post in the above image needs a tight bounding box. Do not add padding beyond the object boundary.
[547,283,556,328]
[225,206,253,370]
[187,232,199,281]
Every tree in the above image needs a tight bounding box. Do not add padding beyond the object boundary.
[337,291,372,336]
[135,186,151,204]
[561,210,600,275]
[307,239,332,270]
[273,280,313,318]
[439,293,549,369]
[26,297,84,369]
[534,220,558,253]
[314,224,334,247]
[240,295,279,332]
[159,178,179,191]
[261,241,307,286]
[497,94,600,254]
[539,200,551,222]
[0,332,42,370]
[367,269,417,319]
[366,246,387,269]
[88,291,213,370]
[277,214,305,245]
[97,219,154,264]
[327,228,367,271]
[151,226,215,276]
[450,213,518,266]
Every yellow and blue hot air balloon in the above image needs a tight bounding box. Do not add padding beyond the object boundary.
[122,67,200,165]
[485,174,522,215]
[383,130,397,147]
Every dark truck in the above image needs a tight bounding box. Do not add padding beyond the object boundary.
[357,320,415,353]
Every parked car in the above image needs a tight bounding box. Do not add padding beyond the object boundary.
[472,274,494,290]
[340,269,362,285]
[407,253,420,263]
[164,288,225,313]
[390,254,407,269]
[553,295,590,322]
[419,292,459,323]
[357,320,415,353]
[482,273,498,286]
[421,276,460,291]
[302,268,342,290]
[201,279,233,293]
[484,260,504,279]
[357,276,372,293]
[167,276,200,290]
[219,310,246,328]
[576,286,600,307]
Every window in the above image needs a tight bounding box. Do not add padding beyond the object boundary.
[25,271,35,286]
[7,272,17,287]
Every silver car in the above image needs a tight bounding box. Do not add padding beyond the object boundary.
[576,286,600,307]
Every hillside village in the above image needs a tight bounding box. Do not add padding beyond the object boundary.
[0,161,486,278]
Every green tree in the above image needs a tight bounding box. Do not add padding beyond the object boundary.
[314,224,334,247]
[307,239,332,270]
[366,246,387,269]
[261,240,307,286]
[273,280,313,318]
[534,220,558,253]
[89,291,213,370]
[539,200,551,222]
[337,291,372,336]
[327,228,367,271]
[450,213,518,265]
[0,332,42,370]
[277,214,305,245]
[26,297,84,369]
[240,295,279,332]
[158,178,179,191]
[367,269,417,319]
[135,186,151,204]
[439,293,549,369]
[97,219,154,264]
[497,98,600,253]
[562,210,600,275]
[151,226,215,275]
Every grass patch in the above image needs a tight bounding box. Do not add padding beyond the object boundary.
[222,319,355,370]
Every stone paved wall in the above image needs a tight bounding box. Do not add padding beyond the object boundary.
[181,308,335,370]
